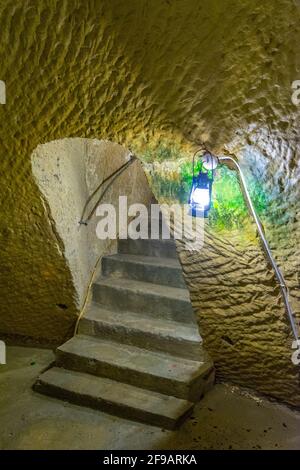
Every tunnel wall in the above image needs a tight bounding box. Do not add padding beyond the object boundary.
[1,138,152,345]
[31,138,152,309]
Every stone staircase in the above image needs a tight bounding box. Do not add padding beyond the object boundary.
[34,218,214,429]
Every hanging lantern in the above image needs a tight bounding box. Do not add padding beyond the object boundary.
[189,151,218,218]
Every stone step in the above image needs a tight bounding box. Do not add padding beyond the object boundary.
[34,367,194,430]
[102,253,186,288]
[56,335,214,401]
[118,238,177,258]
[93,277,195,324]
[79,303,202,360]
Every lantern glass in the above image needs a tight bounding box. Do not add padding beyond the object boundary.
[190,187,210,208]
[189,171,213,218]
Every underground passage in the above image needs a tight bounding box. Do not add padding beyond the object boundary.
[0,0,300,455]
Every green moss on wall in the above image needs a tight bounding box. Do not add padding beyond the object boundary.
[139,142,189,163]
[147,157,269,231]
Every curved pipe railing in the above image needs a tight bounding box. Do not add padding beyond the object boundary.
[79,154,137,225]
[74,153,137,334]
[218,155,299,341]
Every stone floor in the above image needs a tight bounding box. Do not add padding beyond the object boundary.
[0,346,299,450]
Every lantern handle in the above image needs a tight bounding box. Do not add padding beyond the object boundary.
[192,148,216,179]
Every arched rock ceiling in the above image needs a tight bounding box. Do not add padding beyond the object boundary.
[1,0,300,170]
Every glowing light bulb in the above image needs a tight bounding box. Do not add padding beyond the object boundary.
[190,187,210,208]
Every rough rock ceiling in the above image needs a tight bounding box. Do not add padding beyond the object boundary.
[1,0,300,164]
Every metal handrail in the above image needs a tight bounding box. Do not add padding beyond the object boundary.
[79,154,137,225]
[218,155,299,341]
[74,153,137,334]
